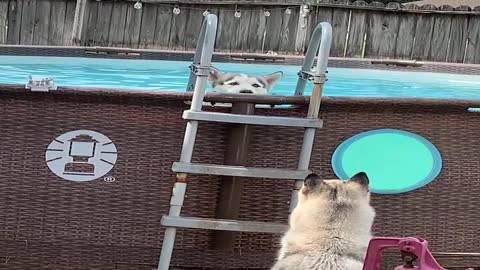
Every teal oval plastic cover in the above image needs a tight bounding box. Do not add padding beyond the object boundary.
[331,129,442,194]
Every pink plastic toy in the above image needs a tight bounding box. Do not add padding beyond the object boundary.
[362,237,473,270]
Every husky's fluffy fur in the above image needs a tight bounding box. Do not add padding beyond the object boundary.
[272,172,375,270]
[208,69,282,95]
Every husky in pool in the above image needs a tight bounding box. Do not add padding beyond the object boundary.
[208,68,283,95]
[272,172,375,270]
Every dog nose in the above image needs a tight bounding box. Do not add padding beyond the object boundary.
[239,90,253,94]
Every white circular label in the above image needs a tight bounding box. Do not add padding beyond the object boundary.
[45,130,118,182]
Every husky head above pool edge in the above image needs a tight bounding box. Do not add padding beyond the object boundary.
[208,69,283,95]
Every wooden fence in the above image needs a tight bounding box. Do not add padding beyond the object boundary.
[1,0,480,63]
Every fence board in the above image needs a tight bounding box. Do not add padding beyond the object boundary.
[7,0,23,44]
[294,6,307,53]
[232,7,253,51]
[315,6,333,24]
[107,1,127,47]
[139,3,158,48]
[448,14,469,63]
[93,1,113,46]
[214,7,233,51]
[279,6,299,53]
[20,0,36,45]
[153,4,173,49]
[241,8,257,51]
[48,0,67,45]
[411,12,435,60]
[465,16,480,64]
[72,0,88,45]
[346,7,367,58]
[0,1,8,44]
[168,5,189,49]
[366,11,400,58]
[263,8,283,53]
[365,11,384,58]
[62,0,76,45]
[226,8,242,51]
[33,0,51,45]
[381,10,401,58]
[123,4,142,48]
[330,5,349,57]
[246,6,266,53]
[395,9,416,59]
[226,7,244,51]
[84,1,98,45]
[184,5,205,50]
[303,6,316,53]
[428,13,452,62]
[306,6,333,53]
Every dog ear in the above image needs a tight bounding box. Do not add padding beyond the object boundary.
[263,71,283,88]
[349,172,369,189]
[208,69,223,84]
[304,172,324,190]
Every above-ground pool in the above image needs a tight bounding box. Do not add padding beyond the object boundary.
[2,52,480,270]
[1,56,480,99]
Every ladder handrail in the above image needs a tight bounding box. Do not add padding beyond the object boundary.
[179,14,217,163]
[188,14,218,111]
[290,22,332,212]
[294,22,333,96]
[157,14,218,270]
[186,14,218,93]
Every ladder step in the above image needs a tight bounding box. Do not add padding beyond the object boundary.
[161,216,288,234]
[183,110,323,128]
[172,162,310,180]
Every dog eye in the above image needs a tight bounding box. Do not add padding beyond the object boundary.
[252,83,261,88]
[228,82,239,86]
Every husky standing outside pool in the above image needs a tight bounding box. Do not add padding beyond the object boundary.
[272,172,376,270]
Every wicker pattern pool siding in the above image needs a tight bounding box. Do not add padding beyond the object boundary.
[1,82,480,269]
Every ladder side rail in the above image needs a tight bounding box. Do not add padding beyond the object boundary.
[293,23,323,96]
[185,15,209,91]
[181,13,217,162]
[290,22,332,212]
[157,14,218,270]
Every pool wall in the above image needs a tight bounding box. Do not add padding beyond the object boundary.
[1,85,480,269]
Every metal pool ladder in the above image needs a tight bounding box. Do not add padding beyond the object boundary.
[156,14,332,270]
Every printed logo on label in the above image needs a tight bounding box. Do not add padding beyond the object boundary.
[45,130,118,182]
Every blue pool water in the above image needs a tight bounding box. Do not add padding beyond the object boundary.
[1,56,480,99]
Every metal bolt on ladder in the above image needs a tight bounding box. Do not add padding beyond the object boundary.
[156,14,332,270]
